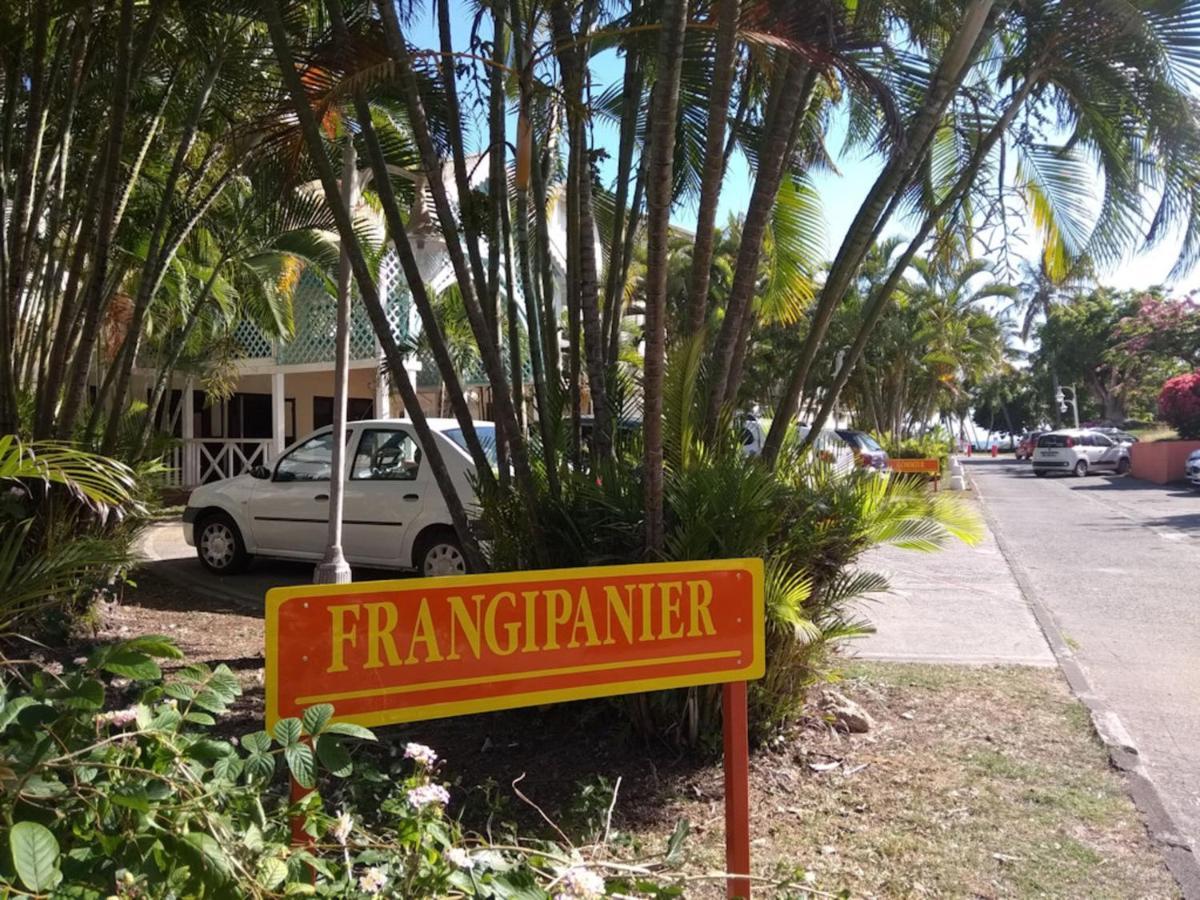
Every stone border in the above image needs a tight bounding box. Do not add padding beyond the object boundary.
[968,463,1200,898]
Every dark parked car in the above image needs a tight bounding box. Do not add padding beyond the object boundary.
[835,430,890,471]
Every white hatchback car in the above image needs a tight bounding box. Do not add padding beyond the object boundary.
[182,419,492,576]
[1032,429,1131,478]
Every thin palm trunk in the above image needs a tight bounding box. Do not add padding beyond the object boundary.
[763,0,1000,462]
[55,0,138,440]
[600,36,642,366]
[641,0,688,556]
[332,21,497,489]
[551,0,610,459]
[266,0,488,571]
[374,0,539,520]
[706,60,812,425]
[685,0,740,337]
[794,74,1036,452]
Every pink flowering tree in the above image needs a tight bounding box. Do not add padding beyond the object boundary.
[1158,372,1200,439]
[1113,294,1200,369]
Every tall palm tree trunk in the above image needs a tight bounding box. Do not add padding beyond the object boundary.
[685,0,740,337]
[762,0,1001,463]
[550,0,610,459]
[642,0,688,556]
[706,59,811,425]
[374,0,539,520]
[266,0,489,571]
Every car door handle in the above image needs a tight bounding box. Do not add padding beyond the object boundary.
[314,493,329,501]
[403,493,419,501]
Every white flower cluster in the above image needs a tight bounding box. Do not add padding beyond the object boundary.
[444,846,472,869]
[403,742,438,767]
[95,707,138,728]
[555,866,606,900]
[406,783,450,809]
[330,810,354,846]
[358,865,388,895]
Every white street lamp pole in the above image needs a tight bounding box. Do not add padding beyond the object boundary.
[314,137,357,585]
[1055,384,1080,430]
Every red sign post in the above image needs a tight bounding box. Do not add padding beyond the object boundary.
[266,558,764,898]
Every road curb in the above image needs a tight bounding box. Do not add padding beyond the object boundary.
[968,465,1200,898]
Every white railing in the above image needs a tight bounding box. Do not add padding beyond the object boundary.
[165,439,273,487]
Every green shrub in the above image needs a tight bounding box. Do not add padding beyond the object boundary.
[882,428,955,470]
[0,639,682,898]
[478,419,980,747]
[0,437,147,636]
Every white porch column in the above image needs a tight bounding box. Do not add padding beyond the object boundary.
[271,371,286,460]
[181,379,196,486]
[375,372,391,419]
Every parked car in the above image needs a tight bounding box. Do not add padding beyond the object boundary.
[1093,426,1139,444]
[1187,448,1200,491]
[1015,431,1044,460]
[1032,429,1132,478]
[183,418,489,577]
[800,426,857,476]
[835,429,890,471]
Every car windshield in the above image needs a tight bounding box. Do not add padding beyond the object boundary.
[857,433,883,451]
[444,426,498,468]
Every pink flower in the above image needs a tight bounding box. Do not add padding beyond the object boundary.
[96,708,138,728]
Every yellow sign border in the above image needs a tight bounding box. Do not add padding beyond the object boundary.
[265,557,764,729]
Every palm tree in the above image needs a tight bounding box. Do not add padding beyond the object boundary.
[641,0,689,555]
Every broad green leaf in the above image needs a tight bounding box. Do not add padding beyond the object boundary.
[191,689,228,714]
[0,696,35,732]
[274,718,302,747]
[285,742,315,789]
[245,753,276,781]
[324,721,376,741]
[62,678,104,710]
[284,881,317,895]
[183,711,216,726]
[123,635,184,659]
[301,704,333,736]
[101,650,161,681]
[180,832,232,886]
[260,856,288,890]
[11,821,62,893]
[241,730,271,753]
[315,734,352,777]
[111,788,150,812]
[665,818,690,863]
[165,682,197,701]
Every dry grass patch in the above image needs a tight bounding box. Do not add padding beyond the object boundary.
[615,663,1177,898]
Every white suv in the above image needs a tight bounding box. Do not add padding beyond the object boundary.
[182,419,490,576]
[1187,448,1200,490]
[1032,429,1131,478]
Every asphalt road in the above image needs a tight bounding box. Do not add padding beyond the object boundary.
[968,456,1200,869]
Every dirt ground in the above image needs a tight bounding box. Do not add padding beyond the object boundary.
[88,572,1180,899]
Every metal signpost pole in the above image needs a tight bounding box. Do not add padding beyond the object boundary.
[315,137,356,586]
[722,681,752,898]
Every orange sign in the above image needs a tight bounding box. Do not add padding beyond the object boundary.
[889,457,941,474]
[265,559,764,728]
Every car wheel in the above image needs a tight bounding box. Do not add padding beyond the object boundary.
[1116,457,1131,475]
[1073,459,1088,477]
[415,529,467,577]
[1034,470,1047,478]
[196,512,250,575]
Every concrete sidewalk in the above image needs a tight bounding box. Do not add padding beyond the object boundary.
[851,498,1055,667]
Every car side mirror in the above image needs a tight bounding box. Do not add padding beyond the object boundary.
[250,464,271,480]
